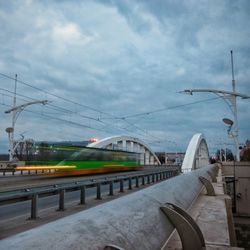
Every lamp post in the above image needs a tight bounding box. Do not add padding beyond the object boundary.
[180,51,250,161]
[5,100,48,161]
[222,118,239,160]
[4,75,48,161]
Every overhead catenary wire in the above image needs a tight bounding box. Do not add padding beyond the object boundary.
[0,72,226,146]
[0,72,165,142]
[120,96,223,119]
[0,94,152,141]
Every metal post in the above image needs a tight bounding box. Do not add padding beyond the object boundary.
[96,183,102,200]
[109,181,114,196]
[128,178,132,190]
[31,194,38,219]
[142,176,145,185]
[80,186,86,205]
[147,175,150,184]
[135,177,139,188]
[152,174,155,182]
[119,180,124,193]
[58,189,65,211]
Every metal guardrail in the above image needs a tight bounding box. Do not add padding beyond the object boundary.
[0,168,180,220]
[0,165,218,250]
[0,168,54,176]
[0,164,180,176]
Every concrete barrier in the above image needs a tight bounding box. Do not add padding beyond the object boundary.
[0,165,216,250]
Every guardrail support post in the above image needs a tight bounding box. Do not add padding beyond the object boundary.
[142,176,145,185]
[135,177,139,188]
[109,181,114,196]
[128,178,132,190]
[119,180,124,193]
[58,189,65,211]
[152,174,155,182]
[30,194,38,219]
[147,175,150,184]
[80,186,86,205]
[156,173,159,182]
[96,183,102,200]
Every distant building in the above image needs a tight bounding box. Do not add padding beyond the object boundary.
[155,152,185,164]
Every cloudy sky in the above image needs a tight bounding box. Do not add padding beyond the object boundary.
[0,0,250,155]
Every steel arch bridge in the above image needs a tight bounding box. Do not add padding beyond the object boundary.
[181,133,210,172]
[88,133,210,170]
[88,135,161,165]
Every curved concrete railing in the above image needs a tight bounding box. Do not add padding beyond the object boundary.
[0,165,216,250]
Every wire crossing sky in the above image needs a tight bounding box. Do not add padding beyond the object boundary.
[0,0,250,154]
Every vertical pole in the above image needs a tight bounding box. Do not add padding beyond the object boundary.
[119,179,124,193]
[230,50,240,161]
[147,175,150,184]
[58,189,65,211]
[31,194,38,219]
[80,186,86,205]
[142,176,145,185]
[96,183,101,200]
[9,74,18,162]
[231,50,235,93]
[109,181,114,195]
[128,178,132,190]
[135,177,139,187]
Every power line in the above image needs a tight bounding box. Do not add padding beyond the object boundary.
[120,96,222,119]
[0,72,167,142]
[0,72,111,116]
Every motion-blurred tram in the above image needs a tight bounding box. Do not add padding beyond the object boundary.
[16,146,141,176]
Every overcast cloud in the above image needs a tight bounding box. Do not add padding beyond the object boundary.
[0,0,249,155]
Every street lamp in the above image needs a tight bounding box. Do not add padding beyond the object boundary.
[222,118,239,160]
[180,51,250,161]
[4,75,48,161]
[5,100,48,162]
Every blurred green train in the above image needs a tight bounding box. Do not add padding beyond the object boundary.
[16,146,141,175]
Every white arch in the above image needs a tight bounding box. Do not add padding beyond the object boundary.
[182,133,210,172]
[88,136,161,165]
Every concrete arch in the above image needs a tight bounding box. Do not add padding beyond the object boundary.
[88,136,161,165]
[182,133,210,172]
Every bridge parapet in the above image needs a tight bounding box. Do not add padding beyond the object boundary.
[1,165,225,250]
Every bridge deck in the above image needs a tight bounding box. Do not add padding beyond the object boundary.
[165,168,242,249]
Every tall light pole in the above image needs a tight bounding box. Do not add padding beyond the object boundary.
[180,51,250,161]
[4,74,48,161]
